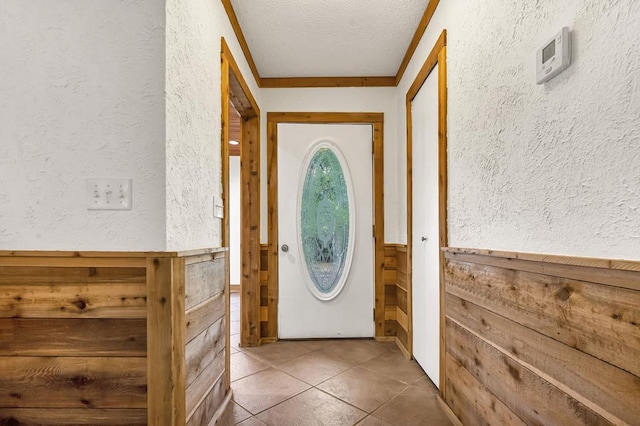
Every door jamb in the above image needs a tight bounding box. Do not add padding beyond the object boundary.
[405,30,448,394]
[266,112,386,340]
[221,38,261,362]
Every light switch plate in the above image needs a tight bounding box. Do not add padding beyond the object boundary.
[87,178,132,210]
[213,195,224,218]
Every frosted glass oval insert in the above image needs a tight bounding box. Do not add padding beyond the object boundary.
[299,142,354,300]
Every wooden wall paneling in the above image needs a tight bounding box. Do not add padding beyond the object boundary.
[186,372,226,426]
[184,255,225,310]
[185,292,225,343]
[146,256,186,425]
[447,293,640,425]
[444,376,484,426]
[405,29,448,386]
[224,250,231,391]
[0,318,146,356]
[446,319,611,425]
[185,349,225,419]
[445,258,640,378]
[185,317,225,387]
[267,113,385,341]
[0,409,147,425]
[445,353,525,425]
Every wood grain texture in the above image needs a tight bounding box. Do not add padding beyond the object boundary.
[373,121,385,338]
[0,282,147,319]
[446,319,611,425]
[185,257,225,310]
[261,76,396,88]
[241,115,262,347]
[266,120,279,343]
[445,353,526,426]
[446,259,640,377]
[221,38,260,118]
[219,4,261,88]
[267,112,384,124]
[185,350,225,418]
[186,371,226,426]
[185,291,225,343]
[0,356,147,408]
[186,317,225,387]
[447,294,640,425]
[0,409,147,425]
[0,318,146,356]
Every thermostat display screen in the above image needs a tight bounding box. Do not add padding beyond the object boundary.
[543,40,556,64]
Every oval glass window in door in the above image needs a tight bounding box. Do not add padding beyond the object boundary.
[298,141,355,300]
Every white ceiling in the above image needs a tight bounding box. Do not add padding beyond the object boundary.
[229,0,430,78]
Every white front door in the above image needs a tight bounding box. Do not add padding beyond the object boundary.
[278,123,374,339]
[411,63,441,387]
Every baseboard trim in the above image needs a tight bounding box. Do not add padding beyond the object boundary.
[395,337,411,359]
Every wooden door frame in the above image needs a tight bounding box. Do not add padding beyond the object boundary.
[221,37,261,362]
[405,30,448,393]
[266,112,386,340]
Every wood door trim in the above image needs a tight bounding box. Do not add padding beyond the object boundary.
[261,77,396,88]
[405,29,448,394]
[267,113,386,339]
[221,38,261,396]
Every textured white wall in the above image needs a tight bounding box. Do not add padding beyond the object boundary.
[398,0,640,259]
[166,0,261,251]
[259,88,402,243]
[0,0,166,251]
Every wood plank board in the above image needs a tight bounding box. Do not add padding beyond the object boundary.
[446,319,611,425]
[0,408,147,425]
[186,317,225,387]
[446,259,640,377]
[446,294,640,425]
[0,318,146,357]
[0,356,147,408]
[185,258,225,310]
[185,349,225,417]
[0,282,147,319]
[0,266,146,284]
[185,291,225,343]
[186,372,226,426]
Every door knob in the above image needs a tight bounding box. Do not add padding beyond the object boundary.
[281,244,289,252]
[421,236,428,242]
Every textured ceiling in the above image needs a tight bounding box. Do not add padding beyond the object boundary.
[229,0,430,78]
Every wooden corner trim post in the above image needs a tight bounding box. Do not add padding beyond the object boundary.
[147,256,186,425]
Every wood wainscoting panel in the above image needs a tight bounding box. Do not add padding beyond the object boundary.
[382,244,410,354]
[0,248,230,426]
[443,248,640,426]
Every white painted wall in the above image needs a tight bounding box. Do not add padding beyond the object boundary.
[166,0,261,251]
[229,156,241,285]
[398,0,640,260]
[0,0,166,251]
[260,87,402,243]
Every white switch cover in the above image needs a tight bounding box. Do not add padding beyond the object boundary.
[213,195,224,218]
[87,178,132,210]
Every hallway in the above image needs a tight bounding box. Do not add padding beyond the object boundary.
[220,293,452,425]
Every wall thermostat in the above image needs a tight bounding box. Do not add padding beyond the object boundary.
[536,27,571,84]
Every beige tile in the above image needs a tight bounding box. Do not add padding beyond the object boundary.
[319,339,389,365]
[243,340,312,366]
[410,376,438,394]
[279,351,352,385]
[360,350,426,384]
[215,401,252,425]
[373,387,453,426]
[231,352,269,382]
[236,417,267,426]
[232,368,310,414]
[257,388,366,426]
[294,339,337,351]
[356,415,393,426]
[317,366,406,413]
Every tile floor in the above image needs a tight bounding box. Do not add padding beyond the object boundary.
[219,292,452,426]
